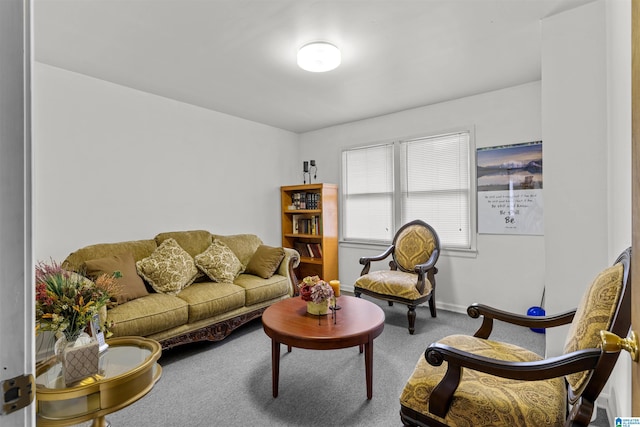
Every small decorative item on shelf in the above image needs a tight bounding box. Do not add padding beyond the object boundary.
[35,260,120,385]
[302,160,318,184]
[298,275,334,315]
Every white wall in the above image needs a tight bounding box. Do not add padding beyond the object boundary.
[605,0,632,420]
[541,0,609,356]
[33,63,300,262]
[542,0,631,418]
[299,82,545,316]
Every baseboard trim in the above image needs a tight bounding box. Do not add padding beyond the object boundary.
[436,302,468,314]
[343,285,469,315]
[603,387,617,427]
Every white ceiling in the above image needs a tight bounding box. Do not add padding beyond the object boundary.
[34,0,595,133]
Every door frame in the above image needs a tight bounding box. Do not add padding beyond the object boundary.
[0,0,34,425]
[631,0,639,415]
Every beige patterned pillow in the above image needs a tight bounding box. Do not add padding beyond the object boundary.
[195,239,244,283]
[136,238,199,295]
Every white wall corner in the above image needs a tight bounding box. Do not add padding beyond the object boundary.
[604,386,617,426]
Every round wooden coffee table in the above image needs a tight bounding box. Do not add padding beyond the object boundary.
[35,336,162,426]
[262,295,385,399]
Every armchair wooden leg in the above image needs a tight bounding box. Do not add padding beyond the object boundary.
[407,305,416,335]
[354,291,361,298]
[388,301,394,306]
[428,293,437,318]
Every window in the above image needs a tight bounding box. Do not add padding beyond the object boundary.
[341,130,474,249]
[341,144,394,241]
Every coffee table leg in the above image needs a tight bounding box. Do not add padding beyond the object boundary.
[271,339,280,397]
[364,340,373,399]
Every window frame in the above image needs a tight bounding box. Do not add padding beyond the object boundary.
[340,127,477,253]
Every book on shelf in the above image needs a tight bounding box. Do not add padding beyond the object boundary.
[292,192,301,209]
[294,215,320,235]
[308,243,322,258]
[294,242,311,258]
[289,191,321,210]
[292,214,300,234]
[304,192,320,209]
[297,217,308,234]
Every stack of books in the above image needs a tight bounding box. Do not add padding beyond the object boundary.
[293,242,322,258]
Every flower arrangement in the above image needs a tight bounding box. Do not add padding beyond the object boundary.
[298,275,334,303]
[35,260,121,342]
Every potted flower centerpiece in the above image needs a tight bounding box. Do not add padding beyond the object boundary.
[35,260,120,384]
[298,275,334,315]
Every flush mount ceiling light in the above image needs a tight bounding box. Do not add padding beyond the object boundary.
[297,41,341,72]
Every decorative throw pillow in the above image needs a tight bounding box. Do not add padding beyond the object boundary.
[84,252,149,304]
[244,245,285,279]
[136,238,199,295]
[194,239,244,283]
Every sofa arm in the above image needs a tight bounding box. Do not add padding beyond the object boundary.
[278,248,300,296]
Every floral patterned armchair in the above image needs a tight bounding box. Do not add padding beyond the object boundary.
[399,247,631,427]
[354,220,440,334]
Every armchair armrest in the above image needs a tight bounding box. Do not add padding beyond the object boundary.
[414,248,440,273]
[413,248,440,294]
[278,248,300,296]
[425,342,601,418]
[359,245,395,275]
[468,303,576,339]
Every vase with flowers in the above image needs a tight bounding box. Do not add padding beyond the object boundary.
[35,260,120,384]
[298,275,334,315]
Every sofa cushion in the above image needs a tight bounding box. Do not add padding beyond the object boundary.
[107,293,189,337]
[136,238,199,295]
[355,270,427,300]
[244,245,285,279]
[194,239,244,283]
[234,273,290,306]
[155,230,213,283]
[154,230,213,258]
[212,234,263,267]
[62,239,157,273]
[84,252,149,304]
[175,281,246,323]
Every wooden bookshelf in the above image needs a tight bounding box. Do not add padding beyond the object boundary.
[281,183,338,282]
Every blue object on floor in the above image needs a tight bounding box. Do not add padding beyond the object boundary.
[527,306,546,334]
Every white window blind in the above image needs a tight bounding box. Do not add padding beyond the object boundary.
[400,132,471,248]
[342,130,473,249]
[341,144,394,241]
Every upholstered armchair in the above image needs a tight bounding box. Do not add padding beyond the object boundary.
[354,220,440,334]
[399,247,631,427]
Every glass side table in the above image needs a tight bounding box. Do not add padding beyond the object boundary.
[36,336,162,427]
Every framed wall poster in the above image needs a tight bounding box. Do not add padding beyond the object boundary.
[477,141,543,235]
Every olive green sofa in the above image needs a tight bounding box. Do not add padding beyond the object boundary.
[61,230,299,350]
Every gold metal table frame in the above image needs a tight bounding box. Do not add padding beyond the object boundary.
[35,336,162,427]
